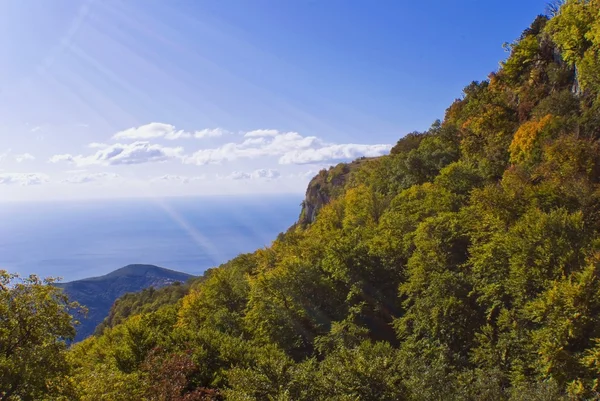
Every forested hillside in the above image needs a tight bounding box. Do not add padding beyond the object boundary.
[3,1,600,399]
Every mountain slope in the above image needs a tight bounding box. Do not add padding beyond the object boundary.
[66,3,600,399]
[56,264,193,341]
[93,278,198,336]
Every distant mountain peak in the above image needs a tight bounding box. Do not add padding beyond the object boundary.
[80,264,193,281]
[56,264,194,341]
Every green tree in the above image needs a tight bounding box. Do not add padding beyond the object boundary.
[0,271,82,400]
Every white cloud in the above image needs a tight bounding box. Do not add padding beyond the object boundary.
[185,130,390,165]
[0,173,49,186]
[194,128,227,139]
[227,171,251,180]
[241,137,266,146]
[186,131,319,165]
[165,130,192,140]
[151,174,206,184]
[30,126,42,132]
[113,122,178,140]
[45,128,390,188]
[294,169,322,179]
[49,141,184,166]
[250,169,280,179]
[62,172,121,184]
[49,154,75,163]
[278,143,390,165]
[223,169,281,180]
[244,129,279,138]
[0,149,11,162]
[15,153,35,163]
[112,123,227,141]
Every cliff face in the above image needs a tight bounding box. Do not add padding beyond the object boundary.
[298,169,341,226]
[298,158,373,226]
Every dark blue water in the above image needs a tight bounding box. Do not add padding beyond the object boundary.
[0,195,302,282]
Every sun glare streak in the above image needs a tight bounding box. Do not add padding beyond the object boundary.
[36,0,96,76]
[149,196,225,269]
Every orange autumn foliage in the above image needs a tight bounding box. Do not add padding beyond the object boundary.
[509,114,555,164]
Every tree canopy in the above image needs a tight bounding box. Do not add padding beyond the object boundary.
[0,272,82,400]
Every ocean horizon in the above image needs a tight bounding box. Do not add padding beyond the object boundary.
[0,194,302,282]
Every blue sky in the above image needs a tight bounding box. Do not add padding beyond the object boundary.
[0,0,548,201]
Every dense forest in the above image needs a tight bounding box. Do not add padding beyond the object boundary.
[3,1,600,399]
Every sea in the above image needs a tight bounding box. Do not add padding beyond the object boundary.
[0,195,302,282]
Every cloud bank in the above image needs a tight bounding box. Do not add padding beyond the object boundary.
[62,172,121,184]
[0,173,49,186]
[49,142,184,166]
[15,153,35,163]
[224,169,281,180]
[112,123,227,141]
[151,174,206,184]
[185,130,390,166]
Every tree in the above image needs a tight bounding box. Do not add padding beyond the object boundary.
[142,349,222,401]
[317,341,406,401]
[0,271,82,400]
[546,0,566,17]
[546,0,600,93]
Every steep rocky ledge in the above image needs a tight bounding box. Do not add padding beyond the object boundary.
[298,158,374,226]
